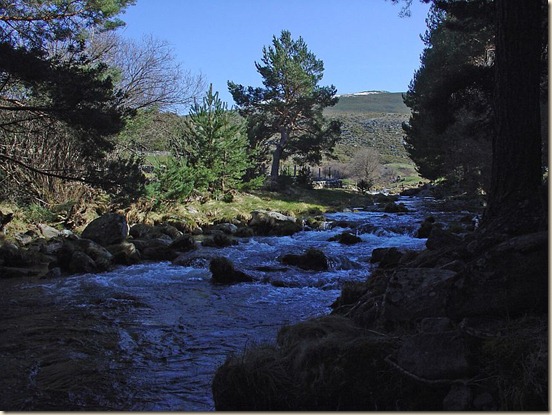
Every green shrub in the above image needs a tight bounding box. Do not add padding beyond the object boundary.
[25,204,56,223]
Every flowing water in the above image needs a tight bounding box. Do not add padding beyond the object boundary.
[0,196,474,410]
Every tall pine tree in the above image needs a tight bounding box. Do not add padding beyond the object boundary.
[228,30,341,187]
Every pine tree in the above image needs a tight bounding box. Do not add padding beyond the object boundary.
[228,30,341,187]
[171,85,250,195]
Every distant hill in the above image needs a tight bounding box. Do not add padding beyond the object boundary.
[325,91,410,115]
[322,91,412,164]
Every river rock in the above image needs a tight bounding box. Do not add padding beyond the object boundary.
[38,238,64,256]
[443,384,473,410]
[202,233,235,248]
[280,248,328,271]
[249,210,301,236]
[382,267,457,322]
[81,213,129,246]
[14,231,35,246]
[0,241,52,271]
[209,257,253,284]
[37,223,61,240]
[131,237,177,261]
[370,247,404,268]
[211,223,238,234]
[155,224,183,239]
[129,223,153,239]
[131,237,171,252]
[235,226,255,237]
[328,231,362,245]
[73,238,114,271]
[383,202,409,213]
[415,216,435,238]
[68,250,97,274]
[169,235,197,252]
[106,241,142,265]
[129,223,181,241]
[400,187,422,196]
[0,265,49,278]
[425,226,462,250]
[173,251,219,267]
[250,210,296,226]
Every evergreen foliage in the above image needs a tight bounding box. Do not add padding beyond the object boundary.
[228,30,341,185]
[402,1,494,193]
[158,85,251,200]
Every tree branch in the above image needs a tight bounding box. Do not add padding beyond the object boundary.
[0,153,97,184]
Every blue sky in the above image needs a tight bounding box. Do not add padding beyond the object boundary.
[118,0,432,107]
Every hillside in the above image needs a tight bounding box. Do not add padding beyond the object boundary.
[318,91,418,189]
[324,91,411,163]
[325,91,410,115]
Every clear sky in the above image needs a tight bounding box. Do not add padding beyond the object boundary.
[118,0,432,108]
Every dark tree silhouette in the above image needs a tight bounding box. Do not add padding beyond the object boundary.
[486,0,545,226]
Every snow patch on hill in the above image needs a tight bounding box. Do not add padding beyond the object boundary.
[337,90,389,97]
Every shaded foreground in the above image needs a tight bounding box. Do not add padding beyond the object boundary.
[212,217,548,410]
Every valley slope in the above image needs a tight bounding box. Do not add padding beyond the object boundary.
[321,91,420,189]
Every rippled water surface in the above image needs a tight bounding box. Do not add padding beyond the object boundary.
[0,197,471,410]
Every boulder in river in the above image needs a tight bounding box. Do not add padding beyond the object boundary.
[415,216,435,238]
[328,231,362,245]
[383,202,409,213]
[202,233,235,248]
[106,241,142,265]
[209,257,254,284]
[280,248,328,271]
[81,213,129,246]
[370,247,404,268]
[169,234,197,252]
[249,210,302,236]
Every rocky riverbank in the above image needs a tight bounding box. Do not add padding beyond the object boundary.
[211,214,548,410]
[0,207,313,279]
[0,191,420,280]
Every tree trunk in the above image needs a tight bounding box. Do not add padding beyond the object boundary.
[270,127,289,183]
[485,0,543,225]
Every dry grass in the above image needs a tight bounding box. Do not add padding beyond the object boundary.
[480,314,548,410]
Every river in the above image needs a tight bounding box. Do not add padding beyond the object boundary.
[0,196,473,410]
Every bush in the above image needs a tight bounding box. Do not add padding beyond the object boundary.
[357,179,372,193]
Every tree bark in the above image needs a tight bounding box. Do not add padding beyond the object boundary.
[270,127,289,183]
[485,0,543,222]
